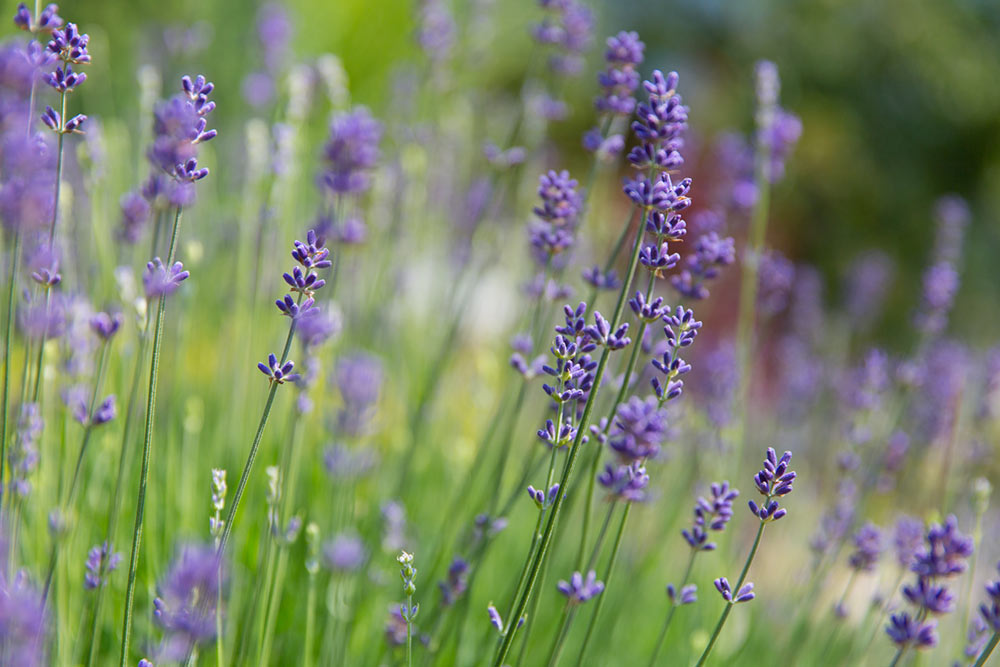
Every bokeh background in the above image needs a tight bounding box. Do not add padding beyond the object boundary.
[63,0,1000,347]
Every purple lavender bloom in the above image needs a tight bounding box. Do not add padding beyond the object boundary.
[438,557,468,606]
[911,515,973,579]
[40,105,86,133]
[886,612,937,649]
[417,0,456,64]
[153,543,223,661]
[915,261,959,337]
[757,250,795,316]
[582,128,624,159]
[845,251,894,323]
[582,266,621,291]
[91,395,116,425]
[594,31,644,116]
[44,63,85,93]
[529,169,583,267]
[848,523,883,572]
[116,191,151,243]
[320,107,381,195]
[256,3,292,74]
[84,541,123,589]
[747,448,796,522]
[275,293,315,320]
[323,533,366,572]
[533,0,592,77]
[0,564,47,666]
[47,22,90,64]
[608,396,668,462]
[979,565,1000,631]
[147,75,216,201]
[714,577,755,603]
[628,70,688,170]
[334,352,383,437]
[15,3,62,33]
[583,311,631,350]
[291,229,333,269]
[90,311,123,341]
[257,353,299,385]
[902,577,955,615]
[557,570,604,605]
[650,307,701,402]
[19,292,67,339]
[487,604,503,632]
[696,342,737,428]
[323,443,377,479]
[297,308,342,348]
[682,482,739,551]
[597,461,649,502]
[143,258,189,298]
[667,583,697,605]
[671,233,736,300]
[385,604,409,646]
[483,142,526,169]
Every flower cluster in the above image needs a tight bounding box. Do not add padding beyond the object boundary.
[887,515,973,651]
[319,107,381,196]
[748,448,796,522]
[847,522,883,572]
[528,169,583,271]
[397,550,420,625]
[84,541,122,589]
[714,577,755,604]
[438,557,469,607]
[682,482,739,551]
[650,306,702,403]
[596,460,649,502]
[581,30,644,157]
[532,0,593,77]
[152,543,223,661]
[557,570,605,605]
[14,3,62,33]
[143,74,216,209]
[670,232,736,300]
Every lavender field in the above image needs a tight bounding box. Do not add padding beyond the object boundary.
[1,0,999,665]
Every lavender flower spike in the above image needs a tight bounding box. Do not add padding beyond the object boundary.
[747,447,796,522]
[714,577,755,603]
[557,570,605,604]
[258,353,300,385]
[143,258,190,298]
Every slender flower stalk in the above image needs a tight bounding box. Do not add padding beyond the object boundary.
[398,551,419,667]
[695,448,796,666]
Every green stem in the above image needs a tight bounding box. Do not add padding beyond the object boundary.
[695,521,766,667]
[406,593,414,667]
[973,631,1000,667]
[87,323,148,667]
[492,208,646,667]
[47,91,66,248]
[573,502,632,666]
[118,205,183,666]
[1,229,20,503]
[888,645,906,667]
[304,573,317,667]
[648,549,697,666]
[260,546,289,665]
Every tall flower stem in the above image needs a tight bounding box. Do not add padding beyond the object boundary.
[576,269,655,570]
[119,205,184,666]
[573,501,632,666]
[215,296,302,561]
[733,130,772,469]
[492,205,646,667]
[648,549,698,666]
[1,229,21,500]
[87,323,149,667]
[42,337,111,604]
[47,90,68,249]
[973,632,1000,667]
[695,522,766,667]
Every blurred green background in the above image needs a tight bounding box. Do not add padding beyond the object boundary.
[57,0,1000,348]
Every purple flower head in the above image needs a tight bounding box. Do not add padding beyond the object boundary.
[90,311,123,342]
[45,64,85,92]
[583,266,621,291]
[916,261,959,336]
[594,31,644,116]
[911,515,973,579]
[848,523,883,572]
[117,191,151,243]
[845,251,894,322]
[671,232,736,300]
[257,353,299,385]
[645,209,687,241]
[153,543,223,661]
[628,70,688,170]
[417,0,456,64]
[667,583,697,606]
[331,353,383,437]
[0,132,56,234]
[297,308,342,348]
[624,173,692,212]
[91,395,116,426]
[886,612,937,649]
[147,75,216,182]
[40,105,86,134]
[533,0,592,76]
[15,3,62,33]
[583,311,630,350]
[323,533,366,572]
[256,3,292,72]
[385,604,409,646]
[438,557,468,606]
[582,129,625,159]
[714,577,755,603]
[747,448,795,522]
[143,258,189,298]
[608,396,668,462]
[323,443,377,480]
[8,403,42,498]
[533,169,582,226]
[537,417,577,449]
[47,22,90,64]
[487,604,503,632]
[639,242,680,273]
[291,229,333,270]
[557,570,604,605]
[980,564,1000,632]
[320,107,381,195]
[683,482,739,551]
[650,307,701,403]
[597,461,650,503]
[84,541,123,589]
[902,577,955,615]
[19,292,67,339]
[274,293,315,320]
[0,563,48,666]
[629,292,668,323]
[757,250,795,316]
